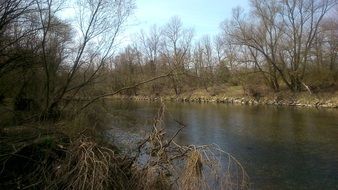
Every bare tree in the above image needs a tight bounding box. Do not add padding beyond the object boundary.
[161,16,194,95]
[223,0,336,92]
[31,0,135,119]
[111,45,142,95]
[278,0,336,91]
[138,25,161,75]
[192,35,216,91]
[0,0,35,77]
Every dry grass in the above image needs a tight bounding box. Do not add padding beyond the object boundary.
[177,144,249,190]
[180,149,204,189]
[0,127,132,190]
[50,137,117,190]
[178,84,245,99]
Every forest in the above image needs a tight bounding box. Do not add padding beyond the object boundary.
[0,0,337,189]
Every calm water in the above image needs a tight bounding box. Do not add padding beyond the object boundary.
[107,101,338,190]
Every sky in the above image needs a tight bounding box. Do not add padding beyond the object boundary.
[124,0,250,42]
[59,0,250,47]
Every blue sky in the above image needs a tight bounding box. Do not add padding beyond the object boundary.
[127,0,250,39]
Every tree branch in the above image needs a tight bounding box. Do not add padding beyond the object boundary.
[78,71,173,112]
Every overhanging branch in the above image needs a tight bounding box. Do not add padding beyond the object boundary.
[78,71,173,112]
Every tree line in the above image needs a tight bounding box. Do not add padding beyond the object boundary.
[0,0,337,122]
[110,0,337,97]
[0,0,134,120]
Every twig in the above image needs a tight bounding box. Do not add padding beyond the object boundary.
[163,119,187,149]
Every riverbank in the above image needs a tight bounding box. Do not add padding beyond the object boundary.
[113,87,338,108]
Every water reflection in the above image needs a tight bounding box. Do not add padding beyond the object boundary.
[108,101,338,190]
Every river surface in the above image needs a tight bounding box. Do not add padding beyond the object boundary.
[107,100,338,190]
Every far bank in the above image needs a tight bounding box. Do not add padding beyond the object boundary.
[110,86,338,108]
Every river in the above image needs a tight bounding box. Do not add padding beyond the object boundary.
[107,100,338,190]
